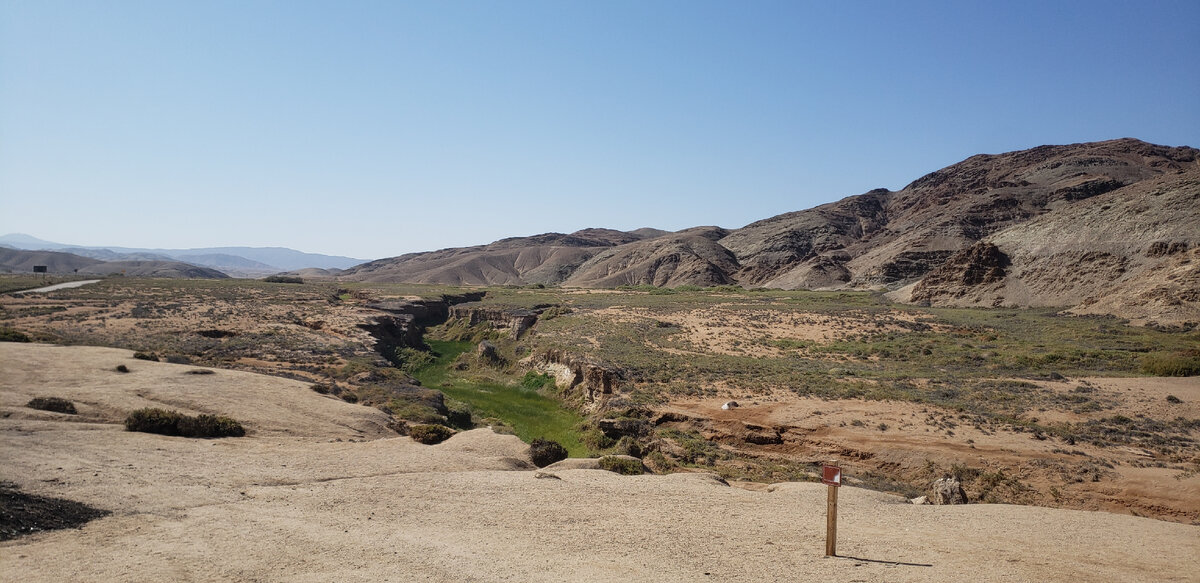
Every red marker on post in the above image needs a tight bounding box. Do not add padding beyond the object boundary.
[822,463,841,556]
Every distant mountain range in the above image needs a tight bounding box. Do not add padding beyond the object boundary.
[3,139,1195,325]
[337,138,1199,326]
[0,235,367,278]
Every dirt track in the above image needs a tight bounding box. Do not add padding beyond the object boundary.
[2,344,1198,582]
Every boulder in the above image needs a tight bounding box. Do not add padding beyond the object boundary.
[721,401,739,410]
[477,341,500,364]
[929,477,968,505]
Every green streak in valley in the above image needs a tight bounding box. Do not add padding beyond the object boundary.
[415,340,587,456]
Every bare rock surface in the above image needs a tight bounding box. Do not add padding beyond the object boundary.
[929,477,969,505]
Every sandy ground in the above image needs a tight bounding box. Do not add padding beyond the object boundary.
[2,344,1198,582]
[668,376,1200,523]
[18,280,102,294]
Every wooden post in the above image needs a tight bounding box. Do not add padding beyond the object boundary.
[826,480,838,556]
[822,461,841,557]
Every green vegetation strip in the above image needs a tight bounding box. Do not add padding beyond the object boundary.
[415,340,587,456]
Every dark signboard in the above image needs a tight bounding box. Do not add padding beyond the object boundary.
[33,265,48,273]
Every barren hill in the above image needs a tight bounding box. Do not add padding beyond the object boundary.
[340,228,668,285]
[0,248,229,279]
[720,138,1198,289]
[337,138,1199,323]
[563,227,737,287]
[901,164,1200,325]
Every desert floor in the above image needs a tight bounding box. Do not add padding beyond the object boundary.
[1,343,1197,582]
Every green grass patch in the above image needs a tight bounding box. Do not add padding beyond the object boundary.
[414,340,587,456]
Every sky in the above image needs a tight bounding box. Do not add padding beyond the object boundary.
[1,1,1197,260]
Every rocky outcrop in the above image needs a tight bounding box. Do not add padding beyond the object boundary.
[909,242,1010,303]
[523,349,624,412]
[359,292,486,356]
[930,477,968,505]
[449,304,539,339]
[897,164,1200,326]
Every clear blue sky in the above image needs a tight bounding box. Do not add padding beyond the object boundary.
[2,1,1197,260]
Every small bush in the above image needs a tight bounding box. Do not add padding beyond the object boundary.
[1141,354,1200,377]
[521,371,555,391]
[115,364,130,373]
[0,328,32,343]
[310,383,333,394]
[177,414,245,438]
[529,438,569,467]
[26,397,77,414]
[392,347,436,373]
[124,408,184,435]
[614,436,643,458]
[598,456,644,475]
[446,405,473,429]
[164,354,192,365]
[1166,394,1183,404]
[185,369,215,375]
[132,351,159,361]
[408,424,453,445]
[124,408,244,438]
[263,275,304,284]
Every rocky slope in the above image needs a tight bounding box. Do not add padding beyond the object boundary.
[340,229,666,285]
[340,139,1199,323]
[562,227,738,288]
[903,165,1200,325]
[720,138,1198,289]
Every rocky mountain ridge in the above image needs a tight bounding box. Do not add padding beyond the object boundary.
[341,138,1198,324]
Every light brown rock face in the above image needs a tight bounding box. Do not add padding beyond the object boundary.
[523,349,623,412]
[930,477,969,505]
[722,138,1198,290]
[563,228,739,288]
[906,164,1200,326]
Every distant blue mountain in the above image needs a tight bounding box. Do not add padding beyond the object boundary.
[0,233,368,275]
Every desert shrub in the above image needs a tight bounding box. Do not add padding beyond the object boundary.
[310,383,333,394]
[263,275,303,284]
[529,438,569,468]
[185,369,215,375]
[614,436,643,458]
[521,371,555,391]
[26,397,77,414]
[132,351,159,361]
[177,414,245,438]
[0,327,31,342]
[1166,394,1183,404]
[164,354,192,365]
[124,408,184,435]
[340,392,359,403]
[581,426,616,451]
[124,408,244,438]
[598,456,644,475]
[445,404,473,429]
[408,424,454,444]
[384,397,445,424]
[1141,353,1200,376]
[115,364,130,373]
[392,347,436,373]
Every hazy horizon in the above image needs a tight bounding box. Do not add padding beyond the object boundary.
[2,1,1197,259]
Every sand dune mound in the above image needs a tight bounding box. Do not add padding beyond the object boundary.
[1,344,1197,582]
